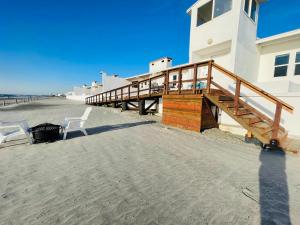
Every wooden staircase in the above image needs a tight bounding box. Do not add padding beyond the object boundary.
[205,63,296,153]
[205,90,288,148]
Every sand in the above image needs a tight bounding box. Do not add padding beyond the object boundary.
[0,98,299,225]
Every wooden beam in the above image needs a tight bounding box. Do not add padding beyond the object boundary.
[207,61,212,94]
[178,68,183,94]
[145,99,158,112]
[272,102,282,140]
[193,64,198,94]
[234,79,241,115]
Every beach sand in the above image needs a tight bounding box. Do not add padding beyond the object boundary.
[0,98,299,225]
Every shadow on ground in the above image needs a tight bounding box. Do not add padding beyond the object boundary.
[0,103,59,111]
[64,120,157,140]
[259,150,291,225]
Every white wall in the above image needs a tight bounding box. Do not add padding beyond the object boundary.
[102,74,131,92]
[233,1,260,82]
[257,39,300,84]
[149,58,172,73]
[189,0,237,65]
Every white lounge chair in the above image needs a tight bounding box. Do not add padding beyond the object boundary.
[0,120,32,145]
[62,107,92,140]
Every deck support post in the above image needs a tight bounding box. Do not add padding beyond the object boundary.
[112,102,117,108]
[121,102,128,111]
[139,99,146,115]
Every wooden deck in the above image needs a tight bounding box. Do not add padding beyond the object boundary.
[86,60,298,153]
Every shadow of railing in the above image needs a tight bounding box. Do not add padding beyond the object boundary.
[64,121,157,140]
[259,150,291,225]
[86,121,156,135]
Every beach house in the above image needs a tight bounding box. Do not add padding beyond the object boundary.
[186,0,300,137]
[86,0,300,151]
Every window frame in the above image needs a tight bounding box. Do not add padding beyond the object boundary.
[213,0,232,19]
[244,0,258,22]
[197,1,213,27]
[274,54,290,78]
[295,52,300,76]
[196,0,232,27]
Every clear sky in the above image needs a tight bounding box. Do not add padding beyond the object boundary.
[0,0,299,95]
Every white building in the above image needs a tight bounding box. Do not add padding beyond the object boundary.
[85,0,300,138]
[187,0,300,137]
[66,82,103,102]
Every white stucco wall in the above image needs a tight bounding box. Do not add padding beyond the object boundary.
[102,74,131,92]
[149,58,172,73]
[257,39,300,84]
[233,2,260,82]
[189,0,236,65]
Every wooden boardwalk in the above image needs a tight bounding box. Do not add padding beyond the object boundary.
[86,60,297,153]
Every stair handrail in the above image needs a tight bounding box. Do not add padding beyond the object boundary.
[211,62,294,113]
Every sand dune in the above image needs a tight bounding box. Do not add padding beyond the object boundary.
[0,99,299,225]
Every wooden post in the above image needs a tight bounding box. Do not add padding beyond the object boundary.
[137,82,140,99]
[272,102,283,140]
[102,93,104,103]
[128,85,131,99]
[139,99,146,115]
[122,101,128,111]
[121,88,123,101]
[234,79,241,115]
[207,61,213,94]
[193,64,198,94]
[164,71,169,95]
[178,68,183,94]
[149,78,152,96]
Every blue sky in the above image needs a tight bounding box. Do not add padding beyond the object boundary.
[0,0,299,95]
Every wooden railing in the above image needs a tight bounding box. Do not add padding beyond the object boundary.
[0,96,46,107]
[86,60,294,141]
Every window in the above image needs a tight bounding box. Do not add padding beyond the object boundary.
[197,1,213,26]
[244,0,257,22]
[244,0,250,14]
[274,54,290,77]
[197,0,232,26]
[295,52,300,75]
[172,75,177,88]
[250,0,257,21]
[214,0,232,18]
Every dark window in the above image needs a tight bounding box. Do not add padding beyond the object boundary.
[250,0,257,21]
[275,54,290,66]
[274,66,288,77]
[214,0,232,18]
[197,1,213,26]
[295,52,300,75]
[296,52,300,63]
[173,75,177,81]
[244,0,250,14]
[244,0,257,22]
[295,65,300,76]
[274,54,289,77]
